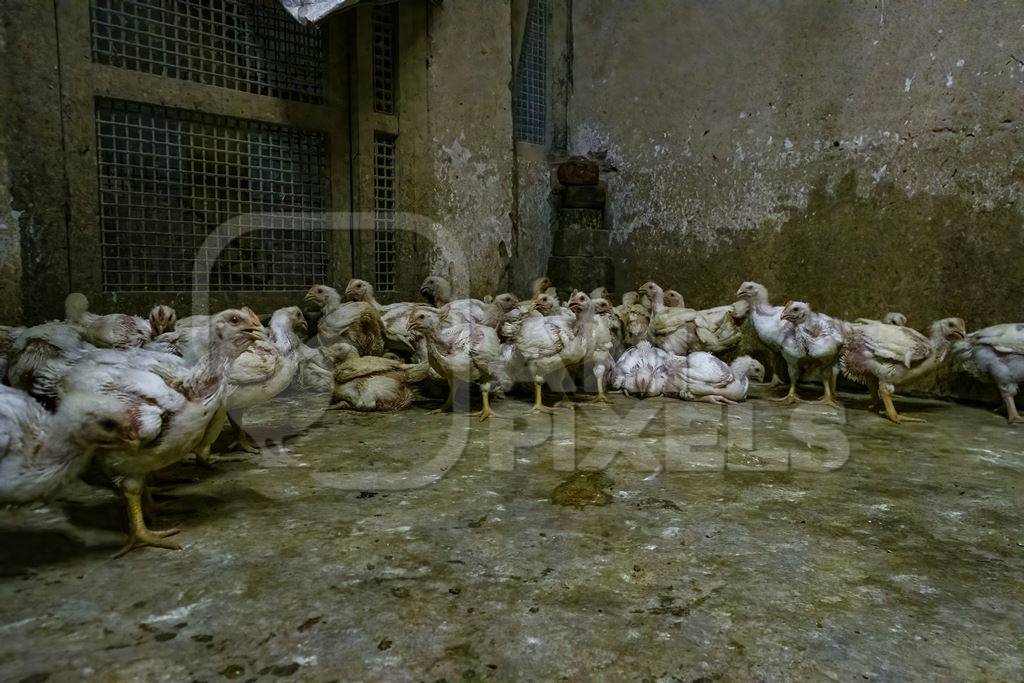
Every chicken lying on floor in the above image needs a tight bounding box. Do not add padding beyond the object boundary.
[324,342,431,411]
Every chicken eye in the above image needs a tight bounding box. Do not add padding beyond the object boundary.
[99,418,118,431]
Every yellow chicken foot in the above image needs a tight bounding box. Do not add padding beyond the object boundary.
[1003,395,1022,424]
[770,382,802,404]
[226,413,260,454]
[114,490,181,557]
[528,383,557,415]
[880,391,925,424]
[813,378,842,408]
[470,390,497,421]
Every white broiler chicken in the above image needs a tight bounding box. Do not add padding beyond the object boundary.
[54,309,262,552]
[6,321,90,404]
[419,275,456,307]
[0,386,135,505]
[568,292,619,401]
[418,275,518,328]
[0,325,25,381]
[223,307,305,454]
[954,323,1024,424]
[409,308,511,420]
[324,342,431,411]
[641,281,700,355]
[344,278,428,359]
[669,353,765,404]
[780,301,846,406]
[305,284,385,356]
[610,341,679,398]
[855,312,908,327]
[63,293,162,350]
[736,281,793,393]
[841,317,966,424]
[513,292,597,413]
[615,291,652,346]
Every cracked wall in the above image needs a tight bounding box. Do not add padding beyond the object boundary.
[568,0,1024,327]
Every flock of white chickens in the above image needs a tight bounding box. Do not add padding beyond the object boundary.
[0,273,1020,554]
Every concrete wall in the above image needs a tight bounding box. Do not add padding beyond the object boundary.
[423,0,561,299]
[0,11,21,324]
[0,1,69,325]
[422,1,518,296]
[568,0,1024,329]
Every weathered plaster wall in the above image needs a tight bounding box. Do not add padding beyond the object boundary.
[0,15,22,324]
[0,1,71,325]
[569,0,1024,328]
[424,0,518,296]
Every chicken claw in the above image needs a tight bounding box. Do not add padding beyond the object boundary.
[114,491,182,557]
[470,391,497,421]
[770,389,802,404]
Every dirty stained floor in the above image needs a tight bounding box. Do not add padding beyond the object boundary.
[0,387,1022,682]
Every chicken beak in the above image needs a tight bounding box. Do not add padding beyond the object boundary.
[735,288,745,297]
[303,292,317,305]
[118,436,141,449]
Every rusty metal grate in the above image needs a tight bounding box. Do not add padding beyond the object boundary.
[95,97,329,292]
[371,3,397,114]
[513,0,547,144]
[91,0,327,104]
[373,133,397,293]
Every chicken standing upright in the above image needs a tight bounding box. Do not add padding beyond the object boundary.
[54,308,262,552]
[841,317,966,423]
[780,301,846,406]
[513,291,598,413]
[410,308,510,420]
[736,281,793,393]
[954,323,1024,424]
[224,307,305,454]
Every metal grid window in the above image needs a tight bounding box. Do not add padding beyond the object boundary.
[95,97,330,292]
[513,0,547,144]
[373,134,397,293]
[91,0,327,104]
[371,3,398,114]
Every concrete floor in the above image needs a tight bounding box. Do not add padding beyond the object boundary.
[0,387,1022,681]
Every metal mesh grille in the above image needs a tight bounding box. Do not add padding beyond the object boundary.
[372,3,397,115]
[513,0,547,144]
[95,97,330,292]
[91,0,327,104]
[373,134,397,293]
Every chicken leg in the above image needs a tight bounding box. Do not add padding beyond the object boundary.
[813,368,841,408]
[226,412,260,454]
[115,488,181,557]
[470,389,496,421]
[1001,391,1022,424]
[879,385,925,424]
[770,361,802,404]
[528,382,557,415]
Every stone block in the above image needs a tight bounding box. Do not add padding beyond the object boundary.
[556,156,600,186]
[547,256,614,294]
[563,182,607,209]
[552,226,609,257]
